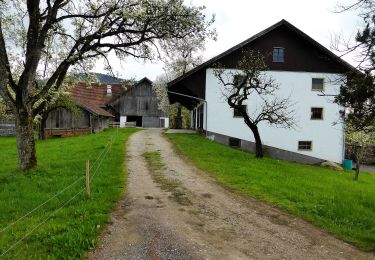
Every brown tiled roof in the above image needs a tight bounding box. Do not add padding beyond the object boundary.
[70,82,126,117]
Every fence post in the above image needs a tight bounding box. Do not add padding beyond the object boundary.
[86,160,90,197]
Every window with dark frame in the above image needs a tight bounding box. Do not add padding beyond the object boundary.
[312,78,324,91]
[311,107,323,120]
[233,105,247,117]
[272,47,284,62]
[229,137,241,148]
[298,141,312,151]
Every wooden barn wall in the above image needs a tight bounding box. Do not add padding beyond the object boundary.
[117,81,166,117]
[143,116,162,128]
[92,117,110,133]
[45,108,90,129]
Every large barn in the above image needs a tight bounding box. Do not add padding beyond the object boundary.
[43,82,124,138]
[43,77,168,138]
[110,78,169,128]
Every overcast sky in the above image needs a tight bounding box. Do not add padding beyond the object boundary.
[95,0,361,81]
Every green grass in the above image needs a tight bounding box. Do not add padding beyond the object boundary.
[0,128,138,259]
[143,151,191,206]
[166,133,375,251]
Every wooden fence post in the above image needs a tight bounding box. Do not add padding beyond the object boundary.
[86,160,90,197]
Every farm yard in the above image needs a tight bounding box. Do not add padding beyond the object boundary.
[1,128,374,259]
[0,0,374,258]
[89,129,373,259]
[0,128,138,259]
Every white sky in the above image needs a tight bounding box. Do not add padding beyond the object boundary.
[95,0,362,81]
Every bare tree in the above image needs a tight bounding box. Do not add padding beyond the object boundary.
[214,50,296,158]
[0,0,214,171]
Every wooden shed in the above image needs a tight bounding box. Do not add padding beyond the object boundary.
[43,82,125,138]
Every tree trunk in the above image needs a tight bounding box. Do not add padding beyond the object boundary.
[40,116,47,140]
[252,125,263,158]
[15,109,37,171]
[354,154,360,181]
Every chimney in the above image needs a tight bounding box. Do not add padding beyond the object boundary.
[106,85,112,96]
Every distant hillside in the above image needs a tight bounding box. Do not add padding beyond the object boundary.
[75,72,134,85]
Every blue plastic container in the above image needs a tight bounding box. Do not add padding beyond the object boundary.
[343,159,353,170]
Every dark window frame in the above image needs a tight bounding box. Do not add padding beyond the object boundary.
[311,107,324,120]
[272,47,284,63]
[298,141,312,151]
[311,78,324,91]
[233,105,247,118]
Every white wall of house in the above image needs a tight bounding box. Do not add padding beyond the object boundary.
[205,68,345,163]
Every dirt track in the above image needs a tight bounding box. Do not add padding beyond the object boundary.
[88,129,374,259]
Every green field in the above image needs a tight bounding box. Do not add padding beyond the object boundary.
[0,128,138,259]
[167,133,375,251]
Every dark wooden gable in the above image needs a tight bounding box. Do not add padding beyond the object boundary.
[217,24,349,73]
[168,20,355,109]
[114,78,165,117]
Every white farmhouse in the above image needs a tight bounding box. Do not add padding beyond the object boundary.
[168,20,355,164]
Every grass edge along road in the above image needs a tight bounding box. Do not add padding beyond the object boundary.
[0,128,139,259]
[166,133,375,251]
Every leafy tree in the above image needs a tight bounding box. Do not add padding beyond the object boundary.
[0,97,12,122]
[214,50,296,158]
[0,0,214,170]
[333,0,375,133]
[346,124,375,180]
[154,34,215,128]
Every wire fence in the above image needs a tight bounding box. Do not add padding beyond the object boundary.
[0,130,119,258]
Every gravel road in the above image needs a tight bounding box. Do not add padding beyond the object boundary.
[88,129,374,260]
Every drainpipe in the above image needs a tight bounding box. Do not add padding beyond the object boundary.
[167,91,208,137]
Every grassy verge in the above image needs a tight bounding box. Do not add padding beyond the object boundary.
[0,128,138,259]
[143,151,191,205]
[166,133,375,251]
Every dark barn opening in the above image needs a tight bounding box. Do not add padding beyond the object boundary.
[127,116,142,127]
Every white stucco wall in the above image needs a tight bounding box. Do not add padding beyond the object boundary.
[205,68,345,163]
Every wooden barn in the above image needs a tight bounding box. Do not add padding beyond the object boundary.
[110,78,169,128]
[43,82,125,138]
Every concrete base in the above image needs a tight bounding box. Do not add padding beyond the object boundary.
[207,131,324,165]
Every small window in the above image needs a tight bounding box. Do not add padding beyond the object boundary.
[312,78,324,91]
[229,137,241,148]
[298,141,312,151]
[273,47,284,62]
[311,107,323,120]
[233,105,247,117]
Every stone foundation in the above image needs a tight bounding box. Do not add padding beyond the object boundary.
[207,131,324,165]
[44,128,92,139]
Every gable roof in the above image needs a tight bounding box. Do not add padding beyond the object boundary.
[70,82,126,117]
[168,19,356,88]
[109,77,153,106]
